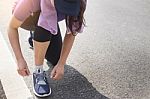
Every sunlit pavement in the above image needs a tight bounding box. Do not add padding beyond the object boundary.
[1,0,150,99]
[0,31,32,99]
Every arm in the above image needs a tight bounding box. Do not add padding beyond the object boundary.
[51,33,75,80]
[8,15,30,76]
[58,33,75,65]
[9,0,35,76]
[8,16,23,61]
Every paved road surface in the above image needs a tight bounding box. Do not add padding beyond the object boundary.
[0,80,6,99]
[1,0,150,99]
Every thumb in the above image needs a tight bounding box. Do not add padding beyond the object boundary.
[26,68,30,76]
[51,68,56,78]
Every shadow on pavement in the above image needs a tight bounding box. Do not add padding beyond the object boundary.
[0,80,7,99]
[36,63,109,99]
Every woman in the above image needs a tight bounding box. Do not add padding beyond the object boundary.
[8,0,86,97]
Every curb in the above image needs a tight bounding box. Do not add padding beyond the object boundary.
[0,31,32,99]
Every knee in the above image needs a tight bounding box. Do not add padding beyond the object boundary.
[33,26,52,42]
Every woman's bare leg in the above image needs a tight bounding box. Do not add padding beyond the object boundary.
[34,41,50,65]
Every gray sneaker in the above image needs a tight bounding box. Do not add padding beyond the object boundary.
[33,70,51,97]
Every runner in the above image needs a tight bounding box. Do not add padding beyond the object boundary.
[8,0,87,97]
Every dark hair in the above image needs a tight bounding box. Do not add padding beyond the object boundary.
[66,0,87,35]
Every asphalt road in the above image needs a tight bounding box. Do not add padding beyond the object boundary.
[0,80,6,99]
[1,0,150,99]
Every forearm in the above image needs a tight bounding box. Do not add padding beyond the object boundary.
[8,27,24,61]
[57,33,75,66]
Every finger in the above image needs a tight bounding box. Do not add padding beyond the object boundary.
[18,70,26,76]
[25,68,30,76]
[21,70,27,76]
[23,68,30,76]
[51,71,56,78]
[53,73,62,80]
[51,69,56,78]
[18,69,28,76]
[53,75,58,80]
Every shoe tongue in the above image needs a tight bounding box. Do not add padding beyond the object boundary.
[36,70,46,85]
[38,80,46,85]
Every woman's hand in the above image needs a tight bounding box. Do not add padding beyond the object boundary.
[17,59,30,76]
[50,34,75,80]
[51,64,64,80]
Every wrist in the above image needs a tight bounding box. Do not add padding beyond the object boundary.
[17,57,25,63]
[57,61,66,67]
[15,54,24,62]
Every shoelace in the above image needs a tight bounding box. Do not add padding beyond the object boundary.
[36,73,47,85]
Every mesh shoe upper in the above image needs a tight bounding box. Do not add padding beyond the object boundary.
[33,71,50,96]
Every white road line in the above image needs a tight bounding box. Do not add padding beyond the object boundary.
[0,31,32,99]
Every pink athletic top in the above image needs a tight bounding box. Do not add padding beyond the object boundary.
[13,0,84,34]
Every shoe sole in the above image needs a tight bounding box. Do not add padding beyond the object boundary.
[32,74,51,97]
